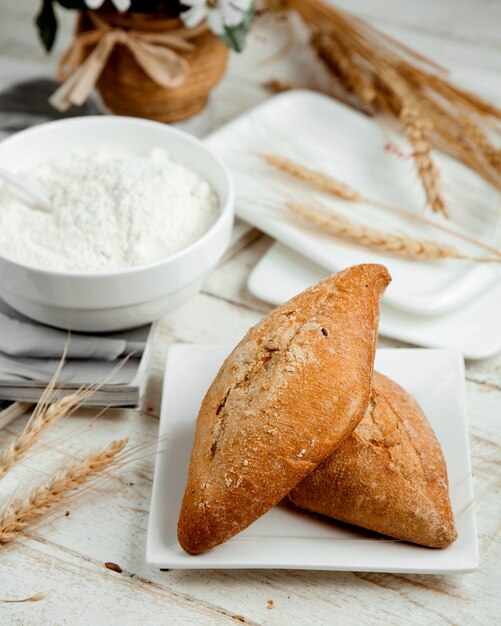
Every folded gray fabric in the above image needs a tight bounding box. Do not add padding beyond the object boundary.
[0,353,140,385]
[0,306,145,360]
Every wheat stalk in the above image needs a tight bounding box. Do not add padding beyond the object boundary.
[291,0,501,121]
[287,201,500,263]
[400,100,448,217]
[310,24,448,217]
[398,70,501,185]
[459,114,501,172]
[286,0,501,204]
[0,438,128,545]
[418,97,501,190]
[0,351,132,480]
[372,62,449,218]
[261,153,501,257]
[0,390,94,480]
[261,154,360,200]
[435,128,501,191]
[374,77,402,116]
[310,29,376,114]
[397,60,501,121]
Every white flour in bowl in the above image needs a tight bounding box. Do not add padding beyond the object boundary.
[0,148,219,272]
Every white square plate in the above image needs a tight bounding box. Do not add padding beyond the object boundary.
[205,90,501,317]
[247,241,501,360]
[146,344,478,573]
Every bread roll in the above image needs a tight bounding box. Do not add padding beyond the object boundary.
[289,371,457,548]
[177,264,390,554]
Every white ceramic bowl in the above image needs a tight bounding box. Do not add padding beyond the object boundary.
[0,117,234,332]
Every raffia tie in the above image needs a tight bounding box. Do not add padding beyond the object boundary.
[50,15,206,112]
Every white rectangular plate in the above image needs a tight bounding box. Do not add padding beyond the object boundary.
[248,241,501,360]
[146,344,478,573]
[205,90,501,317]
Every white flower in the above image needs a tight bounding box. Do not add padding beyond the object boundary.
[84,0,131,12]
[182,0,252,36]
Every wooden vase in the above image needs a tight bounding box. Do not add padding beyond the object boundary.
[76,11,229,123]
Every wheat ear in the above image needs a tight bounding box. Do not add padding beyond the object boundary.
[0,390,92,480]
[288,202,499,263]
[261,154,360,200]
[0,350,132,480]
[0,438,128,545]
[310,30,376,113]
[389,82,448,218]
[311,29,446,215]
[261,153,501,257]
[290,0,501,192]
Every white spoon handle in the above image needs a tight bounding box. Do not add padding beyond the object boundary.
[0,166,52,212]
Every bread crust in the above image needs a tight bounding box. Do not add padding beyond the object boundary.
[177,264,390,554]
[289,371,457,548]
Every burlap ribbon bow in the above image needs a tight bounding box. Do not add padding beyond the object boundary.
[50,15,206,112]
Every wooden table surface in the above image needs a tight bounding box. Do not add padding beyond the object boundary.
[0,2,500,624]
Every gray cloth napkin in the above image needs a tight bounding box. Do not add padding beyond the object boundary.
[0,353,140,385]
[0,308,145,360]
[0,299,149,386]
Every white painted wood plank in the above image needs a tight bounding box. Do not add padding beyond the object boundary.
[203,234,274,313]
[0,541,247,625]
[0,1,499,625]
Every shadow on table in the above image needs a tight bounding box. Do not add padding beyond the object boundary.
[0,78,102,136]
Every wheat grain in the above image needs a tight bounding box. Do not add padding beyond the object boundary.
[0,438,128,545]
[0,592,47,603]
[261,152,501,257]
[261,154,360,200]
[263,78,304,93]
[287,201,499,263]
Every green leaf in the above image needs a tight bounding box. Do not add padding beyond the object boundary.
[219,5,255,53]
[35,0,58,52]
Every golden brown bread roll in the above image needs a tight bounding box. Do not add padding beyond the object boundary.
[289,371,457,548]
[177,264,391,554]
